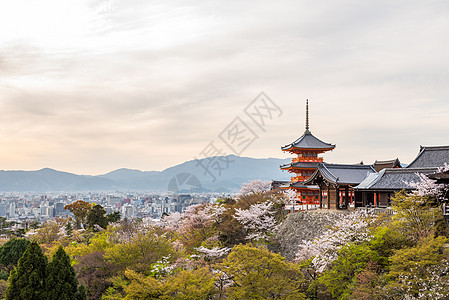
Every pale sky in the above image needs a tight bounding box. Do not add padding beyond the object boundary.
[1,0,448,175]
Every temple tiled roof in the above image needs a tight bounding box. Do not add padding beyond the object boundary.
[280,161,319,170]
[407,146,449,168]
[281,130,335,151]
[373,158,401,172]
[428,170,449,183]
[271,180,291,190]
[278,183,292,189]
[354,167,437,190]
[290,182,319,190]
[305,163,376,185]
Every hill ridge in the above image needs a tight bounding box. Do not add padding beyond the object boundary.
[0,155,290,192]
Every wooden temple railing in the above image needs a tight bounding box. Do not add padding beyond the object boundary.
[292,157,324,163]
[291,175,310,182]
[357,207,395,215]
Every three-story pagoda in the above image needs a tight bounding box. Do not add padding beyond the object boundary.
[280,100,335,206]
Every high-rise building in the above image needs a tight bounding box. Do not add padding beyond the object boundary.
[9,202,16,218]
[0,202,6,217]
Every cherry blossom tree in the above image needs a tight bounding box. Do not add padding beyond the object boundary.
[405,163,449,203]
[283,189,298,211]
[161,211,183,231]
[405,173,445,201]
[236,180,272,198]
[161,203,227,231]
[234,201,278,241]
[295,210,377,273]
[385,235,449,298]
[194,246,231,258]
[160,203,228,252]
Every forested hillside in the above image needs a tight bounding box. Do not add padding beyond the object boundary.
[0,179,448,299]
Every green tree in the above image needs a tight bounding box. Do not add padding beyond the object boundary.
[104,231,176,275]
[318,243,379,299]
[65,221,74,236]
[391,191,441,242]
[217,207,245,247]
[45,246,86,300]
[348,262,382,300]
[65,201,92,229]
[33,221,62,245]
[0,280,8,299]
[75,251,119,300]
[29,220,40,230]
[0,217,12,236]
[162,267,216,299]
[106,211,121,224]
[218,244,306,299]
[367,226,411,267]
[6,242,47,300]
[122,269,162,299]
[313,225,410,299]
[87,204,108,231]
[111,267,216,300]
[386,235,449,298]
[0,270,9,281]
[0,238,30,271]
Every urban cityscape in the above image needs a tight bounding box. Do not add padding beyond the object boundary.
[0,191,223,231]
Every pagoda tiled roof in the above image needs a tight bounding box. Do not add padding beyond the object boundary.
[280,161,319,170]
[278,182,319,190]
[278,183,292,189]
[290,182,319,190]
[407,146,449,168]
[281,130,335,151]
[305,163,376,186]
[354,167,437,191]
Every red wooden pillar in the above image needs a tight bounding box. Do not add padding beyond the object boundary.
[319,187,323,209]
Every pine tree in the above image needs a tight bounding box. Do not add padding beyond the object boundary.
[6,242,47,300]
[45,246,86,300]
[0,238,30,270]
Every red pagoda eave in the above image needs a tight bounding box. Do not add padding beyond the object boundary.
[282,169,315,174]
[282,147,335,153]
[287,166,317,170]
[281,166,317,172]
[291,186,311,191]
[279,184,313,191]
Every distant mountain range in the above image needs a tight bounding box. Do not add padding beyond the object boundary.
[0,155,291,193]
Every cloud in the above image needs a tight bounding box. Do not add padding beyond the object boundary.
[0,0,448,173]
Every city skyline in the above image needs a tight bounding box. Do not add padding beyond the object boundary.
[1,1,449,174]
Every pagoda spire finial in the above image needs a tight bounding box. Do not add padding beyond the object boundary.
[305,99,310,133]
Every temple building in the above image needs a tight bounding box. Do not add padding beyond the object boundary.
[373,158,401,172]
[428,168,449,219]
[407,145,449,168]
[353,167,437,207]
[304,163,377,209]
[353,145,449,207]
[277,99,449,211]
[280,100,335,206]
